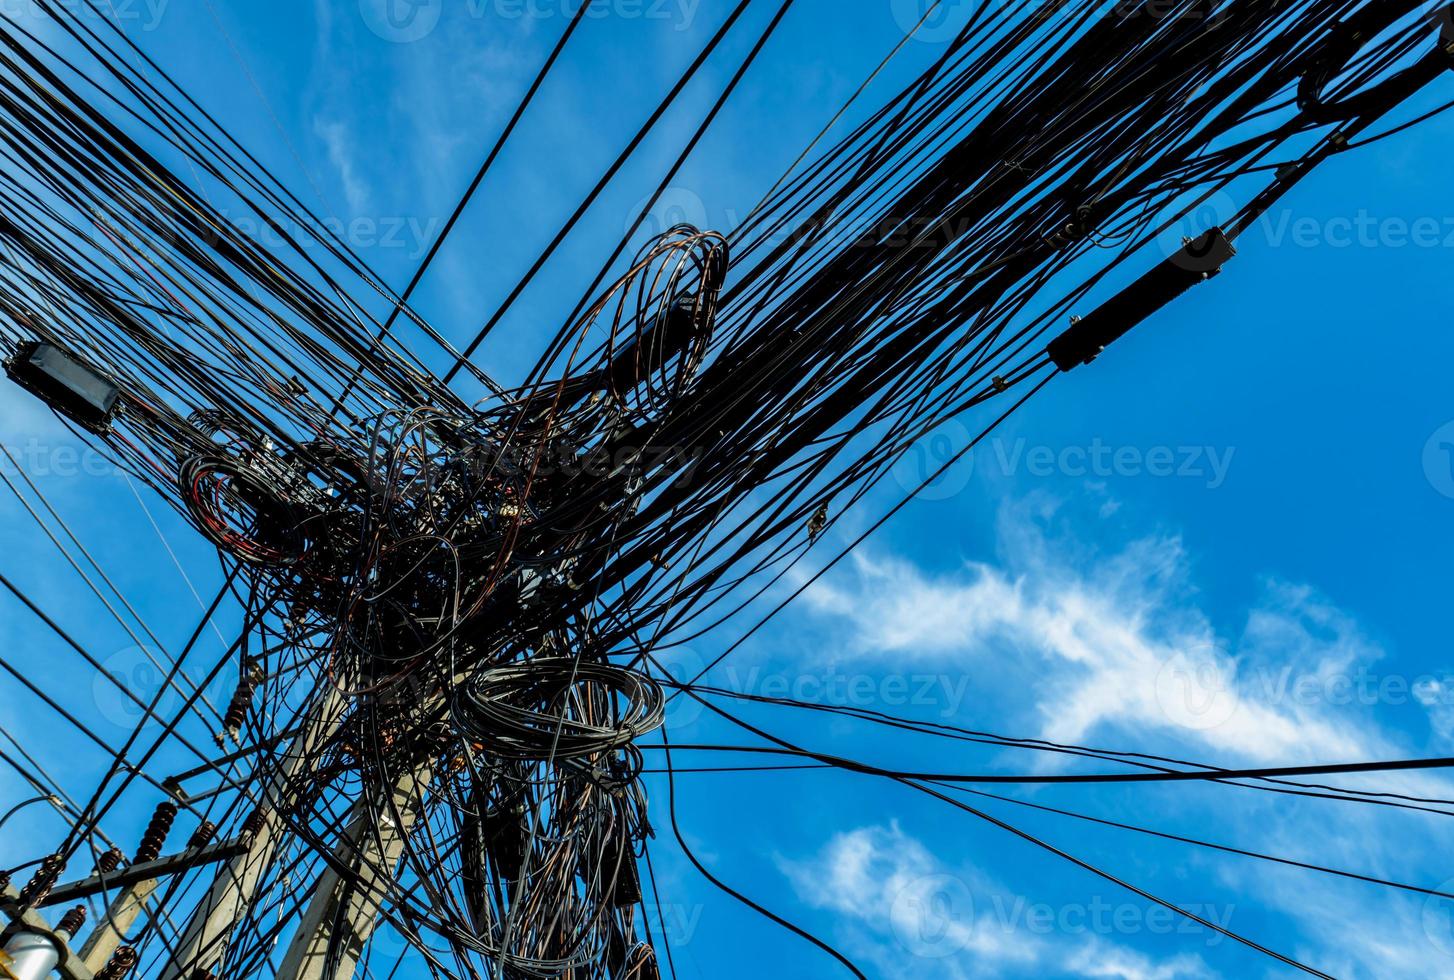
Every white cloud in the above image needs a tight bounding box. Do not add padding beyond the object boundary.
[1252,867,1454,980]
[781,822,1217,980]
[1064,942,1218,980]
[792,495,1454,978]
[799,497,1395,765]
[312,117,369,213]
[780,822,1012,961]
[1414,676,1454,745]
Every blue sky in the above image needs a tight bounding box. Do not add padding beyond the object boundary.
[2,1,1454,977]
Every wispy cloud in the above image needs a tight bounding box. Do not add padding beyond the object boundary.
[799,496,1398,765]
[777,821,1044,978]
[312,117,369,213]
[790,494,1454,977]
[1063,942,1218,980]
[779,821,1218,980]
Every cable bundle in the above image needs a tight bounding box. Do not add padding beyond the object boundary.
[0,1,1448,978]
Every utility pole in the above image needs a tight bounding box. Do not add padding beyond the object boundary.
[78,878,153,972]
[274,768,430,980]
[158,692,344,980]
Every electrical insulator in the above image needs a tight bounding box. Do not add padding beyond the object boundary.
[134,801,178,864]
[95,945,138,980]
[241,807,268,839]
[187,820,217,850]
[217,661,264,745]
[0,904,83,980]
[17,853,64,906]
[97,847,125,875]
[56,905,86,937]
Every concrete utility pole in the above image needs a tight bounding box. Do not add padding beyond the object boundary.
[159,691,344,980]
[275,768,431,980]
[78,879,153,973]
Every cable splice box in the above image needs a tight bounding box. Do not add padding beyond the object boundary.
[4,341,122,433]
[1048,228,1236,372]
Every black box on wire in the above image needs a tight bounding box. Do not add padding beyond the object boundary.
[5,340,121,433]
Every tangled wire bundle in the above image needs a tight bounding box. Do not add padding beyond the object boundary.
[454,659,666,761]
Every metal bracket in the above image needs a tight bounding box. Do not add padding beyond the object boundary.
[40,839,249,907]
